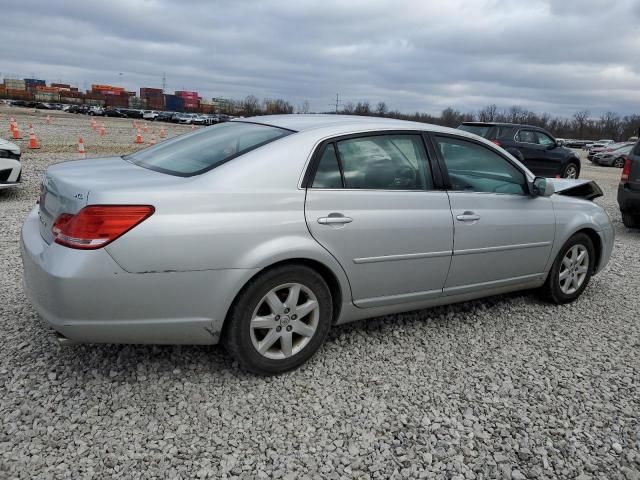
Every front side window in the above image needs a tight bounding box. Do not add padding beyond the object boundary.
[536,132,555,147]
[516,130,537,144]
[125,122,291,177]
[434,136,527,195]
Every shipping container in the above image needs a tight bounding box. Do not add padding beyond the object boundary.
[104,95,129,108]
[128,96,145,108]
[4,79,26,90]
[59,96,83,104]
[36,86,61,93]
[85,98,105,106]
[51,83,71,89]
[5,88,33,99]
[164,94,184,112]
[35,92,60,102]
[140,87,163,97]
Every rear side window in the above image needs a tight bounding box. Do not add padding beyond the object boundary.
[458,124,493,138]
[310,134,433,190]
[495,126,515,138]
[312,144,343,188]
[633,142,640,156]
[434,136,526,195]
[516,130,537,144]
[125,122,292,177]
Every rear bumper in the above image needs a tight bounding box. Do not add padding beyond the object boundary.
[21,208,257,345]
[618,184,640,213]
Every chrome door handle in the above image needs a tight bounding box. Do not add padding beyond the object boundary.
[318,215,353,225]
[456,211,480,222]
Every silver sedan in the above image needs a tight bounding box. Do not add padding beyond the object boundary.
[21,115,614,374]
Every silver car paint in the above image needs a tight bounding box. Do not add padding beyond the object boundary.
[21,115,615,345]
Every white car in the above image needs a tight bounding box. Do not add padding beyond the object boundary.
[142,110,159,121]
[0,138,22,189]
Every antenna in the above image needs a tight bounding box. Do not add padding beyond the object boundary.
[161,72,166,92]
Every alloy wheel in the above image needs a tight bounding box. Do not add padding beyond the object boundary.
[250,283,320,360]
[614,157,625,168]
[564,164,578,178]
[558,244,589,295]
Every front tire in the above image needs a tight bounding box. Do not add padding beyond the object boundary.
[561,162,580,179]
[543,233,595,304]
[223,265,333,375]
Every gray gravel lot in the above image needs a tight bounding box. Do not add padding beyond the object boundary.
[1,107,639,479]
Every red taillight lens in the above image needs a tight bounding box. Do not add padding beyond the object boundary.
[52,205,154,249]
[491,139,502,147]
[621,158,632,183]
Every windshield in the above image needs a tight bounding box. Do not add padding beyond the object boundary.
[458,124,492,138]
[125,122,292,177]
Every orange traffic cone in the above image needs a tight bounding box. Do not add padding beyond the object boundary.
[9,117,15,133]
[99,123,106,136]
[159,126,166,138]
[78,137,86,155]
[12,124,21,139]
[91,119,97,131]
[150,134,156,145]
[135,129,143,144]
[29,124,34,135]
[28,131,40,149]
[143,123,149,133]
[132,120,138,129]
[46,115,51,125]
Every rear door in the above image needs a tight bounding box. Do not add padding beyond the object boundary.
[430,134,555,294]
[304,132,453,308]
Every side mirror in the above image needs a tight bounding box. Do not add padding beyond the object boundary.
[531,177,555,197]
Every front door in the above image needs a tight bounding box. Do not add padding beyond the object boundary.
[304,133,453,308]
[431,134,555,295]
[516,129,563,177]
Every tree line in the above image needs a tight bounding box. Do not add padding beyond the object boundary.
[232,96,639,141]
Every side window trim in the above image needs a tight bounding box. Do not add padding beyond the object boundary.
[303,130,442,190]
[426,132,530,195]
[332,141,346,188]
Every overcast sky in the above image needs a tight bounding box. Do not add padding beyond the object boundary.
[1,0,639,117]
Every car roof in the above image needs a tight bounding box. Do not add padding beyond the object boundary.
[461,121,542,129]
[235,114,468,136]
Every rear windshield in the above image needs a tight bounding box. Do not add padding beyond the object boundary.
[458,124,492,138]
[125,122,292,177]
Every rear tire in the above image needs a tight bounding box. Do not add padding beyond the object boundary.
[622,212,640,228]
[223,265,333,375]
[613,157,625,168]
[561,162,580,179]
[543,233,595,304]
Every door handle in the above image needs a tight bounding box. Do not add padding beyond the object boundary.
[456,211,480,222]
[317,214,353,225]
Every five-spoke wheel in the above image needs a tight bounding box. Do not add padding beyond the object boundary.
[544,233,594,304]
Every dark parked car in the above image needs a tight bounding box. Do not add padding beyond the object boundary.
[156,111,175,122]
[618,140,640,228]
[104,108,127,118]
[458,122,582,178]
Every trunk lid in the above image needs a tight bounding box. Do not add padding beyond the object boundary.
[38,156,180,244]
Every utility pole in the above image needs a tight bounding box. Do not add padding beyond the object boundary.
[161,72,166,92]
[328,93,342,114]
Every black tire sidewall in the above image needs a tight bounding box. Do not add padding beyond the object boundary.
[224,265,333,375]
[547,233,595,304]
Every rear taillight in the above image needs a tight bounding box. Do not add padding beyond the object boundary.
[52,205,154,249]
[621,158,632,183]
[491,139,502,147]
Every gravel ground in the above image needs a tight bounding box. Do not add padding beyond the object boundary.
[1,106,639,479]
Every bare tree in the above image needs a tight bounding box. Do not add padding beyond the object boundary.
[298,100,310,114]
[478,104,497,122]
[572,110,590,138]
[375,101,388,116]
[243,95,260,116]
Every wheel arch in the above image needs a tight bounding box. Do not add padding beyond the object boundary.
[573,227,602,273]
[221,257,348,340]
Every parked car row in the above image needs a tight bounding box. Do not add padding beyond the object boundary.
[588,141,636,165]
